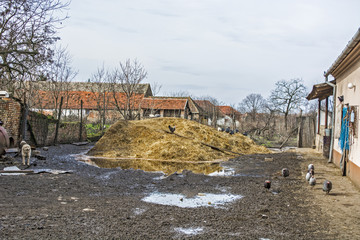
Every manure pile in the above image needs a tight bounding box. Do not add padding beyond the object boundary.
[88,118,270,162]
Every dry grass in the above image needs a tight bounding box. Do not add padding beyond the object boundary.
[88,117,270,162]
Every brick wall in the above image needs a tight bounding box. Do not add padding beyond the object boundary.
[0,97,22,146]
[1,98,87,147]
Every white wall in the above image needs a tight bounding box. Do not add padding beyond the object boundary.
[333,60,360,167]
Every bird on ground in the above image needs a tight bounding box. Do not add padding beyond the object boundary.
[323,180,332,194]
[264,180,271,190]
[225,127,230,133]
[306,169,314,181]
[309,175,316,186]
[168,125,176,133]
[282,168,289,177]
[308,164,314,172]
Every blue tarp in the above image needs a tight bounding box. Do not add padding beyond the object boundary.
[339,107,349,152]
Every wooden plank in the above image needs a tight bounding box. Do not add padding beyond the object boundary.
[164,129,244,156]
[0,170,34,174]
[72,142,89,146]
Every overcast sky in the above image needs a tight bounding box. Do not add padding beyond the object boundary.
[58,0,360,104]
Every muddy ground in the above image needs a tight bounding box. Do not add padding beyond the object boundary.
[1,144,360,239]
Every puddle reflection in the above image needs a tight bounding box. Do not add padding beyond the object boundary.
[76,155,223,175]
[142,192,243,208]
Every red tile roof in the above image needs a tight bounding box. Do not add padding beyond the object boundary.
[194,100,215,110]
[217,106,240,116]
[141,98,188,110]
[33,90,189,111]
[34,90,145,110]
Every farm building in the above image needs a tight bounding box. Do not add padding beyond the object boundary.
[308,28,360,187]
[30,82,214,123]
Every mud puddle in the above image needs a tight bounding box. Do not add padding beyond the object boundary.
[75,154,225,175]
[174,227,204,235]
[142,192,243,208]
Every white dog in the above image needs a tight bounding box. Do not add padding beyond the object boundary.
[20,140,31,166]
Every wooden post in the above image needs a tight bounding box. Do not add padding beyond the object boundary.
[317,99,321,134]
[54,96,63,145]
[325,97,329,129]
[21,103,28,141]
[297,110,303,148]
[79,100,83,142]
[102,91,106,134]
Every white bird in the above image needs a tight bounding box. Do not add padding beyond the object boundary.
[306,169,314,181]
[309,175,316,186]
[323,180,332,194]
[308,164,314,172]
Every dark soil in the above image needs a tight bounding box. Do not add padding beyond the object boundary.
[0,144,359,239]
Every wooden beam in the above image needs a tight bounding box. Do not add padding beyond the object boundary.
[318,99,321,134]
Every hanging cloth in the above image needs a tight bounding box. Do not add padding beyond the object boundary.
[339,107,350,152]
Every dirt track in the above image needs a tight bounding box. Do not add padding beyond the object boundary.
[1,144,359,239]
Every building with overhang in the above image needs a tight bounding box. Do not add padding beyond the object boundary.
[307,28,360,187]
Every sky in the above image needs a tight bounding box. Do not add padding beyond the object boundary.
[57,0,360,105]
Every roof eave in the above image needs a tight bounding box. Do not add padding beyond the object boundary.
[325,28,360,77]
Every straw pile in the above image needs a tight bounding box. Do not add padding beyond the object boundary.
[88,117,270,162]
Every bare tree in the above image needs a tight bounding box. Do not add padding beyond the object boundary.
[0,0,69,140]
[269,78,307,130]
[147,82,162,116]
[166,90,191,97]
[229,103,240,130]
[239,93,266,121]
[46,46,77,119]
[0,0,69,87]
[195,95,222,127]
[89,65,112,130]
[110,59,147,120]
[151,82,162,96]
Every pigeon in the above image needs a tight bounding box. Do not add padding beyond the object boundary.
[282,168,289,177]
[308,164,314,172]
[323,180,332,194]
[264,180,271,190]
[168,125,175,133]
[306,169,314,181]
[309,175,316,186]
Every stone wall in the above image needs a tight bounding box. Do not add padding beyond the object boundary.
[28,113,87,146]
[45,122,87,145]
[28,112,56,146]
